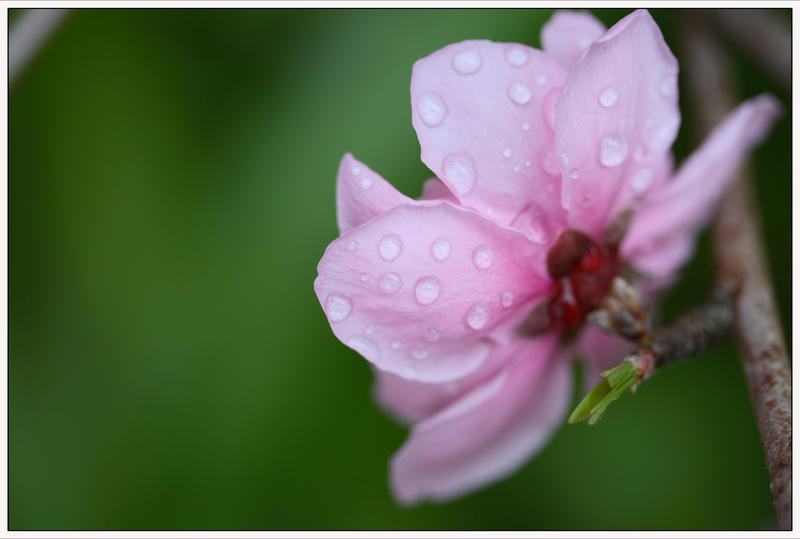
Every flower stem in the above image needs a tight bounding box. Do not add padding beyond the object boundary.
[684,15,791,531]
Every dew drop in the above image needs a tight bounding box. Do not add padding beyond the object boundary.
[631,167,653,193]
[414,276,441,305]
[351,165,362,175]
[360,177,373,189]
[466,303,490,330]
[535,74,547,86]
[346,336,379,361]
[513,164,521,173]
[416,92,448,127]
[598,86,618,107]
[378,272,403,294]
[326,293,352,322]
[559,151,569,165]
[502,148,512,158]
[501,291,513,308]
[524,160,531,167]
[508,81,532,105]
[431,238,451,261]
[360,273,370,282]
[425,328,440,341]
[452,49,482,75]
[542,89,559,131]
[659,75,677,97]
[390,341,401,349]
[442,154,476,195]
[568,168,580,180]
[505,45,529,67]
[411,346,429,360]
[599,134,628,167]
[539,148,560,175]
[522,121,531,131]
[378,234,403,261]
[472,246,493,269]
[347,240,358,253]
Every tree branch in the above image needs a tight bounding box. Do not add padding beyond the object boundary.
[684,14,792,531]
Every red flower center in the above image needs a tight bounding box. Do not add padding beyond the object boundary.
[546,229,620,330]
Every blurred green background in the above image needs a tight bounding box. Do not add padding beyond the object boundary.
[10,8,790,530]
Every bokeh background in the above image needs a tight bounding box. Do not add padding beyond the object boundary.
[10,8,790,530]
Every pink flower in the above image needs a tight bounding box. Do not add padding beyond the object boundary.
[314,9,779,504]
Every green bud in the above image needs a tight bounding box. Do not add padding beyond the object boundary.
[568,358,644,426]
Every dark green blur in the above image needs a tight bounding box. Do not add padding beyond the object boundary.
[10,9,789,530]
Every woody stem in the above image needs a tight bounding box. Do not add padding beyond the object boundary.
[684,14,792,531]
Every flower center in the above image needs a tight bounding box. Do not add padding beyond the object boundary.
[546,229,620,330]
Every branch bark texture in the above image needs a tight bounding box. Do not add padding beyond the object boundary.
[684,15,791,530]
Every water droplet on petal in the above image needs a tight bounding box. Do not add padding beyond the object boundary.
[326,293,352,322]
[505,45,529,67]
[390,341,401,349]
[472,246,493,269]
[431,238,451,261]
[347,240,358,252]
[378,272,403,294]
[631,167,653,192]
[401,365,417,379]
[522,121,531,131]
[466,303,490,330]
[442,154,476,195]
[360,177,373,189]
[452,49,482,75]
[559,151,569,166]
[535,74,547,85]
[524,160,531,167]
[346,336,379,361]
[659,75,677,97]
[414,276,441,305]
[411,346,429,360]
[569,168,580,180]
[501,291,513,308]
[598,86,618,107]
[351,165,362,175]
[539,147,560,175]
[378,234,403,261]
[425,328,439,341]
[513,164,521,173]
[599,134,628,167]
[416,92,448,127]
[360,273,370,282]
[508,81,532,105]
[502,148,512,158]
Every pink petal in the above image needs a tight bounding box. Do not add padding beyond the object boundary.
[574,325,635,390]
[390,335,570,504]
[622,94,781,281]
[555,9,680,239]
[314,201,551,383]
[419,177,459,203]
[411,40,569,226]
[336,153,413,235]
[373,338,529,424]
[540,10,606,69]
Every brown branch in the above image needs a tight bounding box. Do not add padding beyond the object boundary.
[684,16,792,531]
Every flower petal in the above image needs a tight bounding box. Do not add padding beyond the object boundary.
[315,201,551,383]
[419,177,458,203]
[411,40,569,226]
[622,94,781,281]
[337,153,413,235]
[373,338,528,424]
[540,10,606,69]
[389,335,570,504]
[555,9,680,238]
